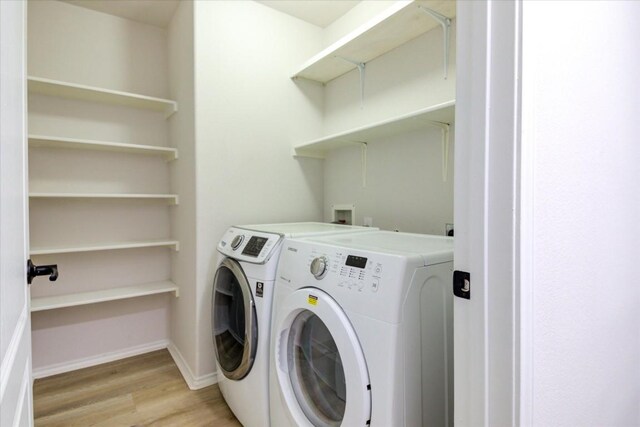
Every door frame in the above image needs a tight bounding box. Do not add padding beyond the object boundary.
[454,1,529,426]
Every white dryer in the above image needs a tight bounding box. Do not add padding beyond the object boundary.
[269,231,454,427]
[212,223,377,427]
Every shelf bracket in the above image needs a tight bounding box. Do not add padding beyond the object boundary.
[360,142,368,188]
[419,6,451,79]
[336,56,366,108]
[426,121,450,181]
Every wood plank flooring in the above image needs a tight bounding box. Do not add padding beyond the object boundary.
[33,349,242,427]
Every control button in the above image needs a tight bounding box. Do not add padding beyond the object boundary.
[338,281,346,288]
[375,266,381,273]
[371,279,380,292]
[231,235,244,250]
[358,282,364,292]
[310,256,329,280]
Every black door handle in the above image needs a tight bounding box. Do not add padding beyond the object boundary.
[27,259,58,285]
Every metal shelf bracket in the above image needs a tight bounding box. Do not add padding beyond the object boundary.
[336,56,366,108]
[419,6,451,79]
[426,121,451,181]
[360,142,368,187]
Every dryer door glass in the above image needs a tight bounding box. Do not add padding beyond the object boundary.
[287,310,346,427]
[212,258,257,380]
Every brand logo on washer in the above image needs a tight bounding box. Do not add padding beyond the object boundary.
[287,247,298,252]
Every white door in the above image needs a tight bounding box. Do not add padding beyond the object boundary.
[0,1,33,426]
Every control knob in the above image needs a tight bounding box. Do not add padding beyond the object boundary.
[231,235,244,250]
[310,256,329,280]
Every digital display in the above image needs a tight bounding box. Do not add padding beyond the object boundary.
[242,236,268,257]
[345,255,368,269]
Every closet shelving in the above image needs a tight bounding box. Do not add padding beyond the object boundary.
[29,135,178,161]
[28,75,179,313]
[28,76,178,118]
[291,0,456,183]
[30,239,180,256]
[31,281,179,312]
[291,0,456,84]
[293,100,455,159]
[29,193,179,205]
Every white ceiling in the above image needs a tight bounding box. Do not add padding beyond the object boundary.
[62,0,359,30]
[257,1,360,28]
[61,0,180,28]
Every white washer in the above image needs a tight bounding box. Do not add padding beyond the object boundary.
[269,231,454,427]
[212,222,377,427]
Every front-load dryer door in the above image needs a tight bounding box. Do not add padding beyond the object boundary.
[274,288,371,427]
[212,258,257,380]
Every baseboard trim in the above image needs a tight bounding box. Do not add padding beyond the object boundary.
[167,342,218,390]
[32,339,170,379]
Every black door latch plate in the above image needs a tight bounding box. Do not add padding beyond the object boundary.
[453,270,470,299]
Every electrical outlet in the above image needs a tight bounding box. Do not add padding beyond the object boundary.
[445,223,454,236]
[363,217,373,227]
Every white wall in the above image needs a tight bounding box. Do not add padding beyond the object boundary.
[522,2,640,425]
[28,0,168,98]
[167,0,199,383]
[193,0,324,377]
[28,1,173,373]
[324,126,454,234]
[321,12,457,233]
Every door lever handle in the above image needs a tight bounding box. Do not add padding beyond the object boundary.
[27,259,58,285]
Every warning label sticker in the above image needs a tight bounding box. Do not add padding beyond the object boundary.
[256,282,264,298]
[307,294,318,306]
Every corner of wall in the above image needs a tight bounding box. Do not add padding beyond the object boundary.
[167,0,199,383]
[167,341,218,390]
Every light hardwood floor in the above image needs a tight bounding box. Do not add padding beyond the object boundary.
[33,350,242,427]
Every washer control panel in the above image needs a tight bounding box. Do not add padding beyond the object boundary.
[306,248,383,293]
[218,227,282,264]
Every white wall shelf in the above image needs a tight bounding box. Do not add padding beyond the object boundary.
[30,239,180,256]
[29,192,179,205]
[29,135,178,161]
[28,76,178,118]
[293,100,455,159]
[31,280,179,312]
[291,0,456,84]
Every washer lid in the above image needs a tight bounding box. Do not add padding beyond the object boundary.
[238,222,375,238]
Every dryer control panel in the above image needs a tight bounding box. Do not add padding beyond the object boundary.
[277,239,416,323]
[278,236,450,325]
[306,249,386,294]
[218,227,282,264]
